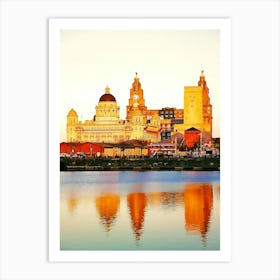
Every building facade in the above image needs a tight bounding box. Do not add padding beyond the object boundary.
[66,72,212,144]
[67,86,131,143]
[173,71,213,143]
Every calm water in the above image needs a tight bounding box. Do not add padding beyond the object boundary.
[60,171,220,250]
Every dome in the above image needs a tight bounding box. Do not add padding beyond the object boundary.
[99,85,116,102]
[99,93,116,102]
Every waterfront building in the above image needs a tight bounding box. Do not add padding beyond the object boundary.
[175,108,184,119]
[171,132,185,150]
[60,142,103,156]
[144,113,162,142]
[160,119,172,140]
[184,127,201,149]
[148,141,177,157]
[159,107,175,119]
[130,107,146,140]
[173,71,213,143]
[103,145,148,158]
[67,86,130,143]
[66,72,212,145]
[126,73,148,122]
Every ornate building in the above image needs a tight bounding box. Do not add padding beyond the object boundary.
[126,73,147,121]
[67,86,130,143]
[66,72,212,144]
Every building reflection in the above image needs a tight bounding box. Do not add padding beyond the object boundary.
[95,193,120,232]
[146,192,162,206]
[67,195,78,214]
[127,192,147,241]
[184,183,213,241]
[147,192,184,207]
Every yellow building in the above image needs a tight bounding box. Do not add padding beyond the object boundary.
[67,77,163,143]
[126,73,161,140]
[103,146,148,157]
[173,71,212,142]
[67,86,130,143]
[66,72,212,144]
[144,113,162,142]
[130,107,147,140]
[126,73,147,121]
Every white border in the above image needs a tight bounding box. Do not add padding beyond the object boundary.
[49,18,231,262]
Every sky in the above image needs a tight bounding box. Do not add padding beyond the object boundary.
[60,30,220,142]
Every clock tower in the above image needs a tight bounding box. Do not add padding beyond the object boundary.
[126,73,147,122]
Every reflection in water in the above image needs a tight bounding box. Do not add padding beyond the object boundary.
[95,194,120,232]
[184,183,213,243]
[61,171,220,250]
[67,195,78,214]
[146,192,184,207]
[127,193,147,241]
[160,192,184,207]
[146,192,162,206]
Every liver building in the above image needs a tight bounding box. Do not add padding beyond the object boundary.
[66,72,212,143]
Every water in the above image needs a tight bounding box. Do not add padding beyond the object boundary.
[60,171,220,250]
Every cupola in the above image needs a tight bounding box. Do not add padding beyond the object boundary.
[99,86,116,102]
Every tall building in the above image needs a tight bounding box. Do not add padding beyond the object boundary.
[66,72,212,144]
[126,73,147,121]
[173,71,213,142]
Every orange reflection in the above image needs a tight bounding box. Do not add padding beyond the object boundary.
[127,193,147,241]
[95,194,120,232]
[67,195,78,214]
[184,183,213,238]
[147,192,184,207]
[147,192,162,206]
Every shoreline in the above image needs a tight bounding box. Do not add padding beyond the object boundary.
[60,157,220,171]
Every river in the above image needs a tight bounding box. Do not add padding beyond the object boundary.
[60,171,220,250]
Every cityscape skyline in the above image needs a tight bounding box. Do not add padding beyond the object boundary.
[60,30,220,142]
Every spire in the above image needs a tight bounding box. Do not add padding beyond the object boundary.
[105,85,110,94]
[198,70,207,88]
[132,72,141,90]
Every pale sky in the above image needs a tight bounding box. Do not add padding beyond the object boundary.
[60,30,220,142]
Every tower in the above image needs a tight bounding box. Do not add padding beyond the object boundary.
[198,71,212,139]
[183,71,212,141]
[129,105,147,140]
[126,73,147,122]
[67,108,79,142]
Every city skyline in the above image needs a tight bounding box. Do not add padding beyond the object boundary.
[60,30,220,142]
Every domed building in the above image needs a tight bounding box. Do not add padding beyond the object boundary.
[67,86,131,143]
[65,72,210,145]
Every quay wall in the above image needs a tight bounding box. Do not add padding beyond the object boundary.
[60,157,220,171]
